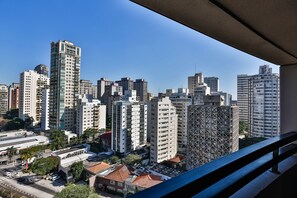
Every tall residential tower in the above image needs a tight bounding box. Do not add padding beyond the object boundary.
[49,40,81,131]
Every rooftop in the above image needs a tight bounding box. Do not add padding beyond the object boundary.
[132,174,163,189]
[100,164,131,183]
[85,162,111,174]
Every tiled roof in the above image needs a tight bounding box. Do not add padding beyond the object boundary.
[167,155,184,163]
[104,164,130,182]
[86,162,111,174]
[132,174,163,188]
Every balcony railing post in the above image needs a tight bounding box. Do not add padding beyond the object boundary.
[271,148,280,174]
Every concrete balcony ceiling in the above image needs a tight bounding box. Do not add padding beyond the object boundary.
[131,0,297,66]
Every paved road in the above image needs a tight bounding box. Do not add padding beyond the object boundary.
[31,183,56,195]
[0,167,56,197]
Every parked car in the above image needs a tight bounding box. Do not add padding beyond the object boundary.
[51,174,60,181]
[3,169,12,177]
[17,177,35,185]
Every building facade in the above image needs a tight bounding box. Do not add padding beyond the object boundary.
[97,78,113,100]
[248,65,280,137]
[204,77,219,93]
[0,84,8,115]
[79,79,94,97]
[19,70,49,125]
[167,88,191,153]
[8,83,20,111]
[133,79,148,102]
[193,83,210,105]
[116,77,134,93]
[237,74,250,124]
[188,73,203,94]
[148,97,178,163]
[112,90,147,154]
[76,95,106,136]
[186,95,239,170]
[49,40,81,131]
[34,64,49,77]
[41,88,50,130]
[237,65,280,138]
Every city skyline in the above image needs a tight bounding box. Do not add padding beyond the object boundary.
[0,0,279,99]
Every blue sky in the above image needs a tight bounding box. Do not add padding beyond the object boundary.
[0,0,278,99]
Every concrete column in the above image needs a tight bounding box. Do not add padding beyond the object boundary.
[280,64,297,133]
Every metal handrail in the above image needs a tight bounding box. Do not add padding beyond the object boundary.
[129,132,297,197]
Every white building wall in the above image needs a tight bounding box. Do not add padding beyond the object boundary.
[19,70,49,125]
[149,97,177,163]
[77,95,106,136]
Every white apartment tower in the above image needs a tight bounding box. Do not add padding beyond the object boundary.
[237,65,280,137]
[112,90,147,154]
[188,73,204,94]
[193,83,210,105]
[76,95,106,136]
[19,70,49,125]
[169,89,192,154]
[149,97,178,163]
[248,65,280,137]
[187,95,239,170]
[49,40,81,131]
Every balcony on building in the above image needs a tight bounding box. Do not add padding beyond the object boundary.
[129,0,297,197]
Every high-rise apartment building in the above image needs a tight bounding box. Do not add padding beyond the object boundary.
[49,40,81,131]
[188,73,203,94]
[248,65,280,137]
[8,83,20,111]
[186,95,239,170]
[92,85,97,99]
[79,79,94,97]
[34,64,49,77]
[169,88,192,153]
[204,77,219,93]
[103,82,123,117]
[0,84,8,115]
[148,97,178,163]
[116,77,134,93]
[19,70,49,125]
[133,79,148,102]
[237,65,280,138]
[212,91,232,106]
[193,83,210,105]
[112,90,147,154]
[97,78,113,100]
[237,74,250,124]
[41,88,50,130]
[76,95,106,136]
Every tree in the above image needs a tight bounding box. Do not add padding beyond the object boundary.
[20,149,34,170]
[69,161,84,181]
[6,146,17,163]
[123,154,141,166]
[24,116,34,130]
[82,128,98,142]
[109,155,120,164]
[54,184,99,198]
[31,156,59,176]
[4,109,19,119]
[239,121,247,134]
[3,118,25,131]
[50,130,67,150]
